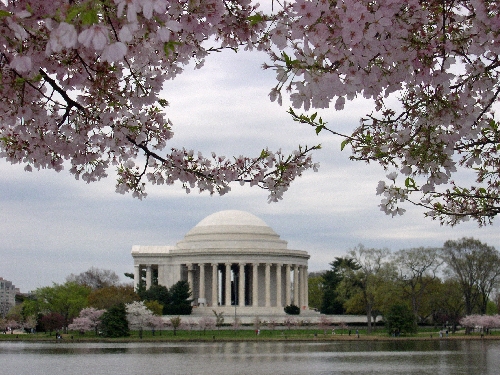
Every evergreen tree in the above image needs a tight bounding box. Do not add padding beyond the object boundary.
[321,257,360,314]
[164,281,192,315]
[139,285,171,314]
[100,303,129,338]
[384,304,417,335]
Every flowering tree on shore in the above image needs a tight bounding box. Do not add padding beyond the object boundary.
[460,314,500,334]
[168,316,182,336]
[147,315,165,336]
[197,316,215,334]
[68,307,105,335]
[318,315,332,335]
[1,0,498,223]
[22,315,38,333]
[125,301,154,338]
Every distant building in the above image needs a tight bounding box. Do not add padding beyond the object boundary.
[131,210,312,318]
[0,277,19,318]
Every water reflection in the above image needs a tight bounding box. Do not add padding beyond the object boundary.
[1,340,499,375]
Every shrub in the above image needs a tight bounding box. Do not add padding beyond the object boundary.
[284,304,300,315]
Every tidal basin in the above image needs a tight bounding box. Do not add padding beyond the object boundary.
[2,340,499,375]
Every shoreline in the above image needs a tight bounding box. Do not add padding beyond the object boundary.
[1,334,499,344]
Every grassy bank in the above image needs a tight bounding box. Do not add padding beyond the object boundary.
[2,327,500,343]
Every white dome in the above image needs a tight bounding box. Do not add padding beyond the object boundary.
[194,210,268,228]
[177,210,287,251]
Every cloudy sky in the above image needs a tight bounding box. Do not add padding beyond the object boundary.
[1,47,498,293]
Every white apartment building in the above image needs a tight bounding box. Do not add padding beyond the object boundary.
[0,277,19,318]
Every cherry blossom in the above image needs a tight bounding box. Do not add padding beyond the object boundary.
[68,307,105,334]
[126,301,155,332]
[0,0,498,225]
[460,314,500,334]
[267,0,500,225]
[0,0,318,204]
[78,25,109,50]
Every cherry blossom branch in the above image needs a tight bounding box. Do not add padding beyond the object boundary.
[38,68,87,126]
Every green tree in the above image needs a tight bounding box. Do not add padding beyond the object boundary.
[307,274,324,311]
[344,245,394,333]
[164,281,192,315]
[384,304,417,335]
[409,276,443,324]
[87,285,139,310]
[139,284,171,314]
[393,247,442,324]
[486,301,498,315]
[144,300,164,316]
[35,282,90,332]
[430,279,465,332]
[21,295,41,321]
[5,304,23,322]
[100,303,129,338]
[441,238,500,315]
[321,257,360,314]
[169,316,182,336]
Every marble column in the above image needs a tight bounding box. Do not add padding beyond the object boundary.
[212,263,218,307]
[187,263,193,291]
[146,265,152,289]
[285,264,291,306]
[199,263,205,305]
[303,265,308,309]
[238,263,245,307]
[225,263,232,306]
[252,263,259,307]
[276,263,282,307]
[293,265,299,306]
[133,265,140,290]
[265,263,271,307]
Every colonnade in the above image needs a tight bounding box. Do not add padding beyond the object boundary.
[134,262,309,309]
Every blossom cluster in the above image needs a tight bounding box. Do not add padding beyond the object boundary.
[1,0,499,222]
[460,314,500,331]
[125,301,162,330]
[68,307,105,332]
[1,0,317,202]
[264,0,500,224]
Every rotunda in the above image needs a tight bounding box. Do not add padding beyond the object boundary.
[131,210,310,316]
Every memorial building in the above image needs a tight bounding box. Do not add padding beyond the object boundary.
[131,210,310,316]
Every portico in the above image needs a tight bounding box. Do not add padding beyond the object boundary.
[131,210,310,315]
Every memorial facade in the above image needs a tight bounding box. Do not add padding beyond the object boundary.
[131,210,310,315]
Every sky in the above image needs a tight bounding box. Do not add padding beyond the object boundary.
[1,47,498,293]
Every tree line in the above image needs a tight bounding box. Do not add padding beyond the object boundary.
[3,237,498,337]
[1,267,192,337]
[309,237,500,333]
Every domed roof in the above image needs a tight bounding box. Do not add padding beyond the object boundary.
[194,210,268,228]
[177,210,288,251]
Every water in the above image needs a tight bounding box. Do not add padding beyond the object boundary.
[1,340,498,375]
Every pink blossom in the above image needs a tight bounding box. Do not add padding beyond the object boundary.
[101,42,128,63]
[78,25,109,51]
[142,0,167,20]
[46,22,78,54]
[0,0,497,224]
[10,55,32,73]
[119,24,135,43]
